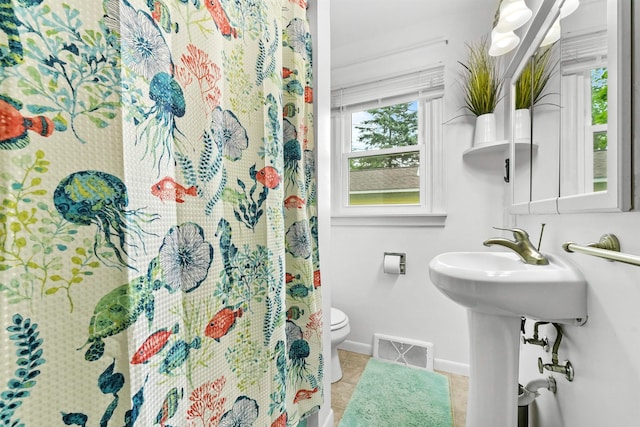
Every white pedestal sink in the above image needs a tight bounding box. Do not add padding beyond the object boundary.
[429,252,587,427]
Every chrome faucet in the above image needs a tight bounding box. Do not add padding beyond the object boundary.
[483,227,549,265]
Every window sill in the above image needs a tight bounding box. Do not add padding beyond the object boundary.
[331,213,446,227]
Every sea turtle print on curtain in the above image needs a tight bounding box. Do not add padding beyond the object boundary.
[0,0,322,426]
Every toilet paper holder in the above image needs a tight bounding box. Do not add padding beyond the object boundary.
[383,252,406,275]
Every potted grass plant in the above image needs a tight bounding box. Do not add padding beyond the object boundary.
[459,37,503,146]
[514,46,557,140]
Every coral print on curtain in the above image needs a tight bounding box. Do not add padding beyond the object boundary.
[0,0,322,425]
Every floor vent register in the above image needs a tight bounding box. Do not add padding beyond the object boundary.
[373,333,434,371]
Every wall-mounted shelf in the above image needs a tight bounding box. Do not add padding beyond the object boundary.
[463,140,537,158]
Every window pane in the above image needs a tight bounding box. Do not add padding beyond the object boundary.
[351,101,418,152]
[591,68,607,125]
[593,131,607,192]
[590,68,607,192]
[348,152,420,205]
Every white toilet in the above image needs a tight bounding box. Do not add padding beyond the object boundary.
[330,307,350,383]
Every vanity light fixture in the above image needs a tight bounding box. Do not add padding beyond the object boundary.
[489,0,532,56]
[540,0,579,48]
[495,0,533,32]
[540,18,561,47]
[559,0,580,19]
[489,27,521,56]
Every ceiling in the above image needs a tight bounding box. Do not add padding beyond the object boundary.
[329,0,496,46]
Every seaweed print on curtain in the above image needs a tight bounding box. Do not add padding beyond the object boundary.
[0,0,323,425]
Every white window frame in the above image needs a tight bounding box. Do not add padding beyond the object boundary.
[585,67,608,191]
[331,67,446,226]
[560,30,608,197]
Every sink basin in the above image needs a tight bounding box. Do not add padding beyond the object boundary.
[428,251,587,427]
[429,251,587,321]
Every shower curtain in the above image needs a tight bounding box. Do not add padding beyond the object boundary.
[0,0,323,425]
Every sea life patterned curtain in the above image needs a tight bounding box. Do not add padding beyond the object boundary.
[0,0,323,425]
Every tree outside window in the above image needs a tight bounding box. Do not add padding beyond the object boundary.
[590,67,607,192]
[591,68,607,151]
[348,101,421,205]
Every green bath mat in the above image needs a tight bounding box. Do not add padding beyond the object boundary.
[339,358,453,427]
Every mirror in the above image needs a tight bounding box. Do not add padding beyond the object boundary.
[507,0,631,213]
[504,0,559,212]
[530,42,561,208]
[523,41,561,211]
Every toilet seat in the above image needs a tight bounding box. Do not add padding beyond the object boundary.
[331,308,348,331]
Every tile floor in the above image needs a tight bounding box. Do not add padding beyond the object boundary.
[331,350,469,427]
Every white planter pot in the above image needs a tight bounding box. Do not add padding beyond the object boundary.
[473,113,497,146]
[514,108,531,142]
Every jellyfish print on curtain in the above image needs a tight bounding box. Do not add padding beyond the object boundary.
[0,0,323,425]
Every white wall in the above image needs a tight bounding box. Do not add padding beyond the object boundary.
[515,213,640,426]
[328,1,502,374]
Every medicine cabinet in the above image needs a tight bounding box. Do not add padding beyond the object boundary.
[505,0,631,214]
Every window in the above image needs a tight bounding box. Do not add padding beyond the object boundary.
[560,31,609,196]
[349,101,420,206]
[590,67,607,192]
[331,67,445,226]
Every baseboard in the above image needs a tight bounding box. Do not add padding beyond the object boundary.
[434,358,470,376]
[338,339,372,355]
[338,339,469,377]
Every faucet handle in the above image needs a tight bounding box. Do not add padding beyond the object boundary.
[492,226,530,240]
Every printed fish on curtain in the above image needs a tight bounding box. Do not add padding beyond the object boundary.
[0,0,323,426]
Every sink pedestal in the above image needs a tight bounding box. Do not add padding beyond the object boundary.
[466,311,521,427]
